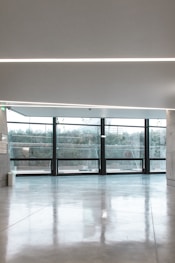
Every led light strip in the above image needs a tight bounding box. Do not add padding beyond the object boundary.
[0,58,175,63]
[0,100,171,110]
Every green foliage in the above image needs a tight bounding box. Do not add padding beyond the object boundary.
[150,129,166,157]
[8,129,53,158]
[8,125,166,160]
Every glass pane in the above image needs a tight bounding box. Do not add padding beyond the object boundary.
[57,125,100,158]
[150,160,166,172]
[149,119,166,127]
[7,109,52,124]
[58,160,99,174]
[105,126,144,158]
[106,118,144,126]
[106,160,143,173]
[28,117,52,124]
[8,123,53,158]
[149,127,166,158]
[57,117,100,125]
[7,109,29,122]
[10,160,51,174]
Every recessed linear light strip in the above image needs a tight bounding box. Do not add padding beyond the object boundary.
[0,100,94,108]
[1,58,175,63]
[0,100,171,111]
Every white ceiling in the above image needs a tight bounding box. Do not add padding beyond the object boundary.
[0,0,175,118]
[11,106,166,119]
[1,0,175,58]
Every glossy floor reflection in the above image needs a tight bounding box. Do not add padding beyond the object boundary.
[0,174,174,262]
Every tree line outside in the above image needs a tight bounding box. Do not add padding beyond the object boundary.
[8,124,166,172]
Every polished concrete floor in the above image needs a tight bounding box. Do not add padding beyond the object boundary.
[0,174,175,263]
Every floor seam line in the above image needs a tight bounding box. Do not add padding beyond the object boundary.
[0,206,47,232]
[151,204,159,263]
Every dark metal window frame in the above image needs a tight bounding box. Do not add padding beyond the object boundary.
[8,117,166,176]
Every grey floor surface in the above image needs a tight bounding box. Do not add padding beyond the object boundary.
[0,174,174,263]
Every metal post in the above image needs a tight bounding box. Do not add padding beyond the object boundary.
[100,118,106,175]
[144,119,150,174]
[52,117,57,176]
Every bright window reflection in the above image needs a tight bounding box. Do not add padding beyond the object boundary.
[8,123,52,159]
[58,160,99,174]
[105,126,144,158]
[106,160,143,173]
[57,125,100,158]
[57,120,100,173]
[7,110,53,174]
[107,197,153,242]
[150,160,166,172]
[149,119,166,127]
[7,207,54,260]
[105,119,144,173]
[149,128,166,158]
[7,110,167,175]
[7,109,52,123]
[106,118,144,126]
[57,117,100,125]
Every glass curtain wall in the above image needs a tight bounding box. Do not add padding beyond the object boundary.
[149,119,166,172]
[7,110,166,175]
[105,119,145,173]
[56,118,100,174]
[7,111,53,175]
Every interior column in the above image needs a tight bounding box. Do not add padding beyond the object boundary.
[0,108,10,186]
[166,110,175,186]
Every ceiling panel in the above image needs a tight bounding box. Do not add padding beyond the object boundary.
[0,62,175,110]
[10,107,166,119]
[0,0,175,58]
